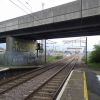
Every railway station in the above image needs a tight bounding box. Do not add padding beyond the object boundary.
[0,0,100,100]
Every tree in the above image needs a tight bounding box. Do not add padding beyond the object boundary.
[89,45,100,63]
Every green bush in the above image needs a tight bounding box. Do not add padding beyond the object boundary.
[47,55,63,63]
[89,45,100,63]
[55,55,63,59]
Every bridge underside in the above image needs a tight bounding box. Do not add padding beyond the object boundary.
[0,15,100,43]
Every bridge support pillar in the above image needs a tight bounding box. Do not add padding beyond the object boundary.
[6,36,37,52]
[0,36,44,67]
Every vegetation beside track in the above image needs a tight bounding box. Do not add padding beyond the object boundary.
[83,57,100,70]
[47,55,63,63]
[89,45,100,63]
[88,63,100,70]
[83,44,100,70]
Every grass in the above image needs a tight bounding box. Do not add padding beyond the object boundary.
[82,56,100,70]
[47,55,63,63]
[88,63,100,71]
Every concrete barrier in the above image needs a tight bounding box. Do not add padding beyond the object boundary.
[0,51,44,66]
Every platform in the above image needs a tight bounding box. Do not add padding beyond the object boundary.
[0,67,9,72]
[56,69,87,100]
[0,65,42,69]
[85,69,100,100]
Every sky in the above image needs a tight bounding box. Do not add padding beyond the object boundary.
[48,36,100,51]
[0,0,76,21]
[0,0,100,51]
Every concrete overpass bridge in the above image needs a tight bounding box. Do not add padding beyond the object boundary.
[0,0,100,66]
[0,0,100,41]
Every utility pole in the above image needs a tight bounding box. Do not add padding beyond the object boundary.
[86,37,87,64]
[81,0,88,64]
[45,39,46,63]
[41,2,46,63]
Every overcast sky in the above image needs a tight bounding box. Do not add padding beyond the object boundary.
[0,0,76,21]
[0,0,100,51]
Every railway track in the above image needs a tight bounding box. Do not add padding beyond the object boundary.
[24,57,77,100]
[0,56,78,100]
[0,58,68,94]
[0,58,64,85]
[0,57,70,92]
[0,56,71,84]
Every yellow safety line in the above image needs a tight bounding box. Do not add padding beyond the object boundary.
[83,72,88,100]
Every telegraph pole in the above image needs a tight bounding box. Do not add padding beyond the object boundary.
[86,37,87,64]
[42,2,46,63]
[45,39,46,63]
[81,0,88,64]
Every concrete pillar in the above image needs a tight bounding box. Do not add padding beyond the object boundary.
[0,37,45,67]
[0,36,39,66]
[6,36,37,52]
[6,36,14,52]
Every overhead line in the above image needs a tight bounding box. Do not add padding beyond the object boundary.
[9,0,28,14]
[25,1,33,11]
[17,0,32,13]
[9,0,43,24]
[9,0,34,19]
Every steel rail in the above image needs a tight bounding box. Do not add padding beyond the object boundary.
[0,57,67,86]
[0,56,73,95]
[24,56,77,100]
[53,59,78,100]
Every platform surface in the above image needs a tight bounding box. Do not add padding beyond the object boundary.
[57,69,86,100]
[85,69,100,100]
[0,67,9,71]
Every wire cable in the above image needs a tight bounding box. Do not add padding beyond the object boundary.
[25,1,33,11]
[17,0,32,13]
[9,0,29,14]
[9,0,34,19]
